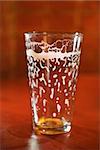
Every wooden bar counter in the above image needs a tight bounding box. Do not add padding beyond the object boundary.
[0,74,99,150]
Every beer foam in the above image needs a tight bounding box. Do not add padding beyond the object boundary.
[26,49,80,60]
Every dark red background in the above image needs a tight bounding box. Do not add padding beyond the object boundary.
[0,1,99,150]
[0,1,100,79]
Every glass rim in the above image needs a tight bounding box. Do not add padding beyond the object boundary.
[24,31,83,38]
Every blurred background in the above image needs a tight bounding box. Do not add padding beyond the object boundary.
[0,1,100,80]
[0,2,99,149]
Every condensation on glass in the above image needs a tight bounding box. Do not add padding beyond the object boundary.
[24,31,83,135]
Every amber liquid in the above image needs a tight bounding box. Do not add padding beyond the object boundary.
[34,117,71,135]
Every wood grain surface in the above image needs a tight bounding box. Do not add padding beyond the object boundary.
[0,74,99,150]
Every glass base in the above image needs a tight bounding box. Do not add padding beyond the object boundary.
[33,118,71,135]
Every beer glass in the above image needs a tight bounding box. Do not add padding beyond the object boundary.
[24,32,83,135]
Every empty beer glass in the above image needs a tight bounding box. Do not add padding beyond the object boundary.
[24,32,83,135]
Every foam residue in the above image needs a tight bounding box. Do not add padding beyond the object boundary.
[25,38,81,120]
[54,79,58,86]
[50,88,54,99]
[56,97,60,100]
[57,82,60,91]
[68,80,71,87]
[43,99,47,106]
[26,49,80,60]
[39,86,45,97]
[62,76,66,85]
[53,74,58,78]
[57,104,61,113]
[39,73,47,86]
[52,66,56,71]
[40,61,49,72]
[65,99,69,107]
[58,68,62,72]
[53,112,56,117]
[64,89,67,93]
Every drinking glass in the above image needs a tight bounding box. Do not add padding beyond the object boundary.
[24,31,83,135]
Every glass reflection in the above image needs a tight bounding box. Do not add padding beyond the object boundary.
[28,133,40,150]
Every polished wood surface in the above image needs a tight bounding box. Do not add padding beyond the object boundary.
[0,74,99,150]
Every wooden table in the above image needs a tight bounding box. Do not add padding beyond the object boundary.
[0,74,99,150]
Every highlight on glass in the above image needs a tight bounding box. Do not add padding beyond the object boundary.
[24,31,83,135]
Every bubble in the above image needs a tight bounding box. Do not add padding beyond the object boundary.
[65,99,69,107]
[56,97,60,100]
[44,108,46,112]
[48,84,51,87]
[53,74,58,78]
[57,104,61,113]
[48,80,51,83]
[56,40,62,48]
[64,89,67,93]
[34,44,42,53]
[61,45,66,53]
[53,113,56,117]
